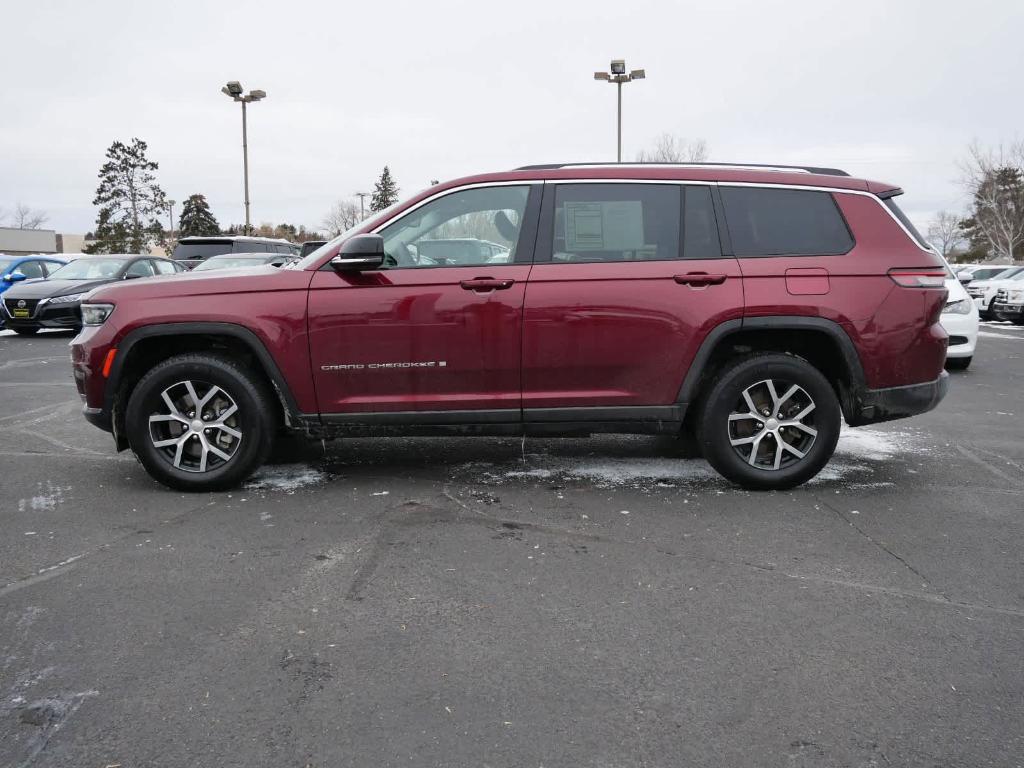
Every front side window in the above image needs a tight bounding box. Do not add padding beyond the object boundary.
[551,184,680,262]
[153,260,178,275]
[379,185,530,268]
[721,187,853,257]
[15,260,46,279]
[126,260,155,278]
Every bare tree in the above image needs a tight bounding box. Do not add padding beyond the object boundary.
[927,210,965,258]
[959,141,1024,262]
[13,203,48,229]
[636,134,709,163]
[322,200,363,237]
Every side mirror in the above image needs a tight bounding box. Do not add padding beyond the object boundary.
[330,234,385,272]
[957,270,973,285]
[6,271,27,282]
[124,272,143,280]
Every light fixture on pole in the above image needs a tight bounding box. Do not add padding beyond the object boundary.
[221,80,267,233]
[594,59,645,162]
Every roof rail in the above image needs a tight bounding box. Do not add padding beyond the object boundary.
[515,161,850,177]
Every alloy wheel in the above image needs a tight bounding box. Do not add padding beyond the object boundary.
[147,380,242,473]
[727,379,818,471]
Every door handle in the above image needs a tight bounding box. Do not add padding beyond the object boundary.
[674,273,727,286]
[460,278,515,292]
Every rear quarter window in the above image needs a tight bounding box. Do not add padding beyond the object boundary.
[720,187,854,257]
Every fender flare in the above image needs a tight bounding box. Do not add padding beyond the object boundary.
[105,321,303,424]
[675,316,867,405]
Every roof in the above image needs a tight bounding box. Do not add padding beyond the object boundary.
[418,163,900,198]
[517,161,851,176]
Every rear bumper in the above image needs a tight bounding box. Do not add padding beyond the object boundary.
[847,371,949,426]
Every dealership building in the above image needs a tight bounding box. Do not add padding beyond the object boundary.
[0,227,88,257]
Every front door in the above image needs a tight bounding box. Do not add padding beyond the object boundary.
[522,182,743,414]
[308,184,539,416]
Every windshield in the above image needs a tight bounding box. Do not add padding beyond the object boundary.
[0,259,14,275]
[193,257,273,271]
[290,192,424,270]
[47,258,126,280]
[969,267,1009,280]
[172,242,233,261]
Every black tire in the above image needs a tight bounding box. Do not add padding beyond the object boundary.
[945,356,972,370]
[124,353,277,491]
[14,327,38,336]
[696,353,841,490]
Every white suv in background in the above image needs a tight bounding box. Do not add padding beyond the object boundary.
[940,256,980,370]
[966,266,1024,319]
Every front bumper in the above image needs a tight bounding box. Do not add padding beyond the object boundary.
[993,302,1024,319]
[940,308,979,358]
[2,300,83,329]
[847,371,949,426]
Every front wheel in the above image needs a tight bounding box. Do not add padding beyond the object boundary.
[697,353,841,490]
[124,353,277,491]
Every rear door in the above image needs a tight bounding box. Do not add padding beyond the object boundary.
[521,182,744,417]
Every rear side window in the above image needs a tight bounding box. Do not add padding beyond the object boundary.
[883,198,930,250]
[172,242,232,261]
[235,241,266,253]
[551,183,680,262]
[682,186,722,259]
[721,187,853,256]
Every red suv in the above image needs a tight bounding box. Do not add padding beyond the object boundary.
[70,163,949,491]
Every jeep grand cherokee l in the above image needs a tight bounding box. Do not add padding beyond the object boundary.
[70,163,949,492]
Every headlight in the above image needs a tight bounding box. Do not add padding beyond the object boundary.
[80,303,114,325]
[48,292,85,304]
[943,298,972,315]
[1009,289,1024,303]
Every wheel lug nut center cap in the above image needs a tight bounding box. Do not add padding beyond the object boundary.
[190,419,204,432]
[765,417,780,431]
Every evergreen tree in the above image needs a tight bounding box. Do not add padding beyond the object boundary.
[370,166,399,212]
[86,138,167,253]
[178,193,221,237]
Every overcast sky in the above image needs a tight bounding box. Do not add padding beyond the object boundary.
[1,0,1021,236]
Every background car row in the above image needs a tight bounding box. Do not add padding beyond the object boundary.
[0,235,299,334]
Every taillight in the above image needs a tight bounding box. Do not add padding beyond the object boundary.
[888,268,946,288]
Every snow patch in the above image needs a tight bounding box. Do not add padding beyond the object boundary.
[834,427,924,461]
[245,465,327,492]
[17,482,71,512]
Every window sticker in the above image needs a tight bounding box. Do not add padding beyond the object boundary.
[564,200,644,251]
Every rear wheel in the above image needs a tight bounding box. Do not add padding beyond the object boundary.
[697,353,841,490]
[13,327,38,336]
[124,353,276,491]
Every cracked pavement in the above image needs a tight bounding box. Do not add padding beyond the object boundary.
[1,326,1023,767]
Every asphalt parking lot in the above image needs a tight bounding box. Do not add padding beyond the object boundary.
[1,326,1023,768]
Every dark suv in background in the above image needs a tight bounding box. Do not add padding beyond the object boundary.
[172,236,298,269]
[71,162,949,492]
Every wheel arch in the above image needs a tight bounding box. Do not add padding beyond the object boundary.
[107,323,302,448]
[677,316,867,422]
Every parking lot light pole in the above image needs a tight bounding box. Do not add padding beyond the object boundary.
[221,81,266,234]
[355,192,369,220]
[594,60,645,162]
